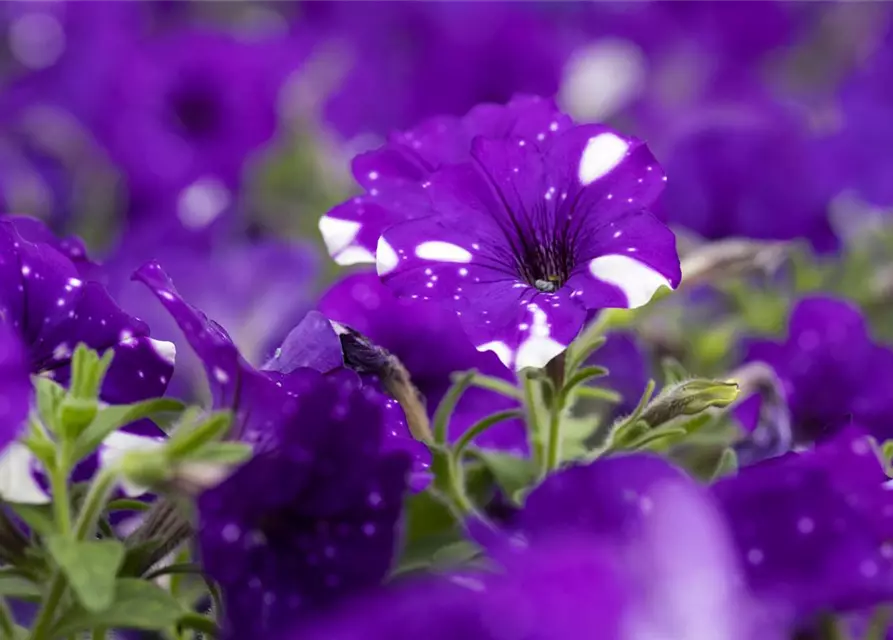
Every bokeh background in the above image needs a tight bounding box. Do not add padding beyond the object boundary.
[4,0,893,393]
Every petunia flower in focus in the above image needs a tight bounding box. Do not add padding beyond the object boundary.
[741,296,893,444]
[290,453,786,640]
[318,270,526,453]
[377,126,679,370]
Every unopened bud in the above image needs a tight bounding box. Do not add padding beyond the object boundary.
[57,397,98,438]
[640,380,739,428]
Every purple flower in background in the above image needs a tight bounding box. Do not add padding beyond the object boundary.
[303,2,570,140]
[0,217,173,411]
[742,296,893,444]
[320,95,572,265]
[374,120,680,369]
[827,25,893,208]
[197,368,410,638]
[653,94,838,252]
[318,271,525,452]
[713,426,893,622]
[293,453,785,640]
[95,26,301,211]
[586,331,649,418]
[105,234,319,400]
[0,324,29,451]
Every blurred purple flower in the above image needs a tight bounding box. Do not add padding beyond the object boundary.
[292,453,785,640]
[94,26,302,214]
[135,262,411,636]
[375,123,679,370]
[318,270,525,453]
[304,2,571,139]
[653,94,839,252]
[713,426,893,622]
[742,296,893,444]
[197,368,410,638]
[586,331,649,418]
[827,26,893,208]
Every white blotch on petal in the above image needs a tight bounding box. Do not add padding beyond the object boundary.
[149,339,176,366]
[376,237,399,276]
[319,216,364,259]
[335,245,377,266]
[514,304,566,370]
[589,254,673,308]
[476,340,514,369]
[578,133,629,186]
[415,241,472,263]
[99,432,165,498]
[0,443,50,504]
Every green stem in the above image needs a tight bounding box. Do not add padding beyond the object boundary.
[92,628,106,640]
[521,374,544,469]
[0,596,16,638]
[434,372,476,444]
[30,469,119,640]
[49,443,73,535]
[452,410,522,459]
[542,403,563,478]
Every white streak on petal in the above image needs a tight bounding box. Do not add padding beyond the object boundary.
[149,339,176,366]
[376,237,399,276]
[476,340,514,369]
[0,443,50,504]
[415,241,472,263]
[578,133,629,186]
[589,254,672,308]
[319,216,363,258]
[515,304,566,370]
[100,432,165,498]
[334,245,376,266]
[178,178,230,229]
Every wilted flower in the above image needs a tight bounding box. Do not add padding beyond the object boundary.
[742,296,893,444]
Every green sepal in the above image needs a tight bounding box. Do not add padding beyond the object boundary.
[32,376,65,434]
[0,570,41,601]
[74,397,185,461]
[166,409,233,460]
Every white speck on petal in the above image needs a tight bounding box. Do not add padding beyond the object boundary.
[589,254,673,308]
[213,367,230,384]
[178,178,230,229]
[376,237,399,276]
[578,132,629,186]
[415,241,472,263]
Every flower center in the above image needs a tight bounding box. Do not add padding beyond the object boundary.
[169,81,223,141]
[518,243,572,293]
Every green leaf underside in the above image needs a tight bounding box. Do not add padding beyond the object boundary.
[46,537,125,612]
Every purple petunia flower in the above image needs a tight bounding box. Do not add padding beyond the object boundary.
[291,453,785,640]
[652,92,839,252]
[94,26,303,214]
[134,262,411,637]
[586,331,650,418]
[322,98,680,370]
[742,296,893,444]
[0,216,175,502]
[318,270,525,453]
[713,426,893,622]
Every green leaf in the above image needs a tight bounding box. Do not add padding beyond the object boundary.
[467,374,523,400]
[0,570,41,601]
[75,398,184,460]
[7,503,55,536]
[50,578,185,636]
[166,410,233,459]
[45,537,125,612]
[393,489,463,576]
[180,442,253,465]
[33,376,65,432]
[431,540,482,571]
[472,450,537,505]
